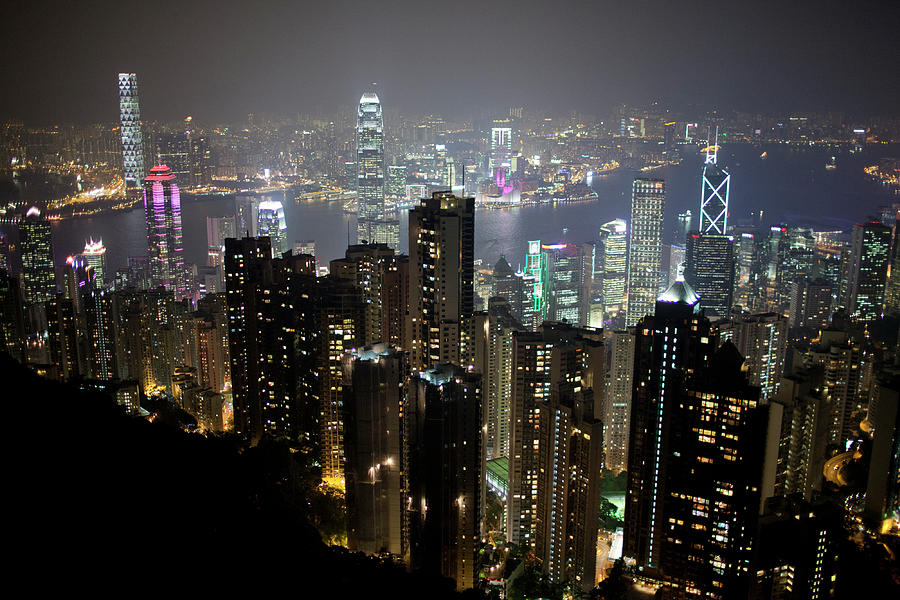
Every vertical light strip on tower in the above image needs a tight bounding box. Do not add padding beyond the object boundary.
[118,73,146,187]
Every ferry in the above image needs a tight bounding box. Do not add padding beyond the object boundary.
[826,156,837,170]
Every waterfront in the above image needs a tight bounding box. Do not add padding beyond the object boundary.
[5,142,897,276]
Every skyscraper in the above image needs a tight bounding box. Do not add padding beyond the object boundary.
[729,312,788,402]
[685,145,735,317]
[143,165,187,298]
[599,219,627,321]
[117,73,146,187]
[624,276,713,571]
[357,92,398,248]
[19,206,56,305]
[604,329,635,472]
[844,221,890,324]
[543,242,590,326]
[626,178,665,327]
[78,239,107,286]
[407,192,475,371]
[473,301,519,461]
[405,364,482,591]
[684,233,735,317]
[256,199,287,257]
[490,125,513,177]
[342,344,406,556]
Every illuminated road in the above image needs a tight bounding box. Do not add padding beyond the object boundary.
[824,452,854,486]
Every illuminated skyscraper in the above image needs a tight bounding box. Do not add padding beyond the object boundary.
[698,142,730,234]
[117,73,146,187]
[599,219,627,320]
[626,178,665,327]
[206,215,235,268]
[407,192,474,371]
[143,165,187,298]
[843,221,890,324]
[19,207,56,305]
[257,199,287,257]
[542,242,590,326]
[604,329,634,472]
[490,125,513,177]
[78,239,107,286]
[357,92,398,248]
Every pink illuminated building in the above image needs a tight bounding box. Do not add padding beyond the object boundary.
[143,165,188,298]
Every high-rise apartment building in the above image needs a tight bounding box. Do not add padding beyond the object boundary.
[626,178,665,327]
[143,165,187,298]
[507,323,604,561]
[804,329,862,447]
[604,329,635,472]
[729,312,788,402]
[789,277,833,330]
[342,344,406,557]
[329,243,398,346]
[118,73,146,187]
[19,207,56,305]
[405,364,482,591]
[407,192,474,371]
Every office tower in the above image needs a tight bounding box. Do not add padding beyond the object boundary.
[473,301,519,461]
[864,371,900,522]
[624,276,714,572]
[342,344,406,556]
[770,367,830,501]
[789,277,833,330]
[843,221,890,324]
[318,275,366,485]
[329,243,396,346]
[78,239,107,286]
[599,219,627,321]
[523,240,549,328]
[604,329,635,472]
[82,287,117,380]
[752,498,840,600]
[507,323,603,544]
[356,92,397,247]
[405,364,482,591]
[257,199,287,257]
[490,126,513,177]
[491,255,524,322]
[234,192,258,238]
[684,233,735,317]
[386,165,407,202]
[627,279,772,594]
[675,209,692,245]
[407,192,474,371]
[143,165,187,298]
[729,312,788,401]
[804,329,861,447]
[117,73,145,187]
[19,207,56,305]
[698,144,730,235]
[225,237,319,445]
[543,242,589,326]
[206,216,235,267]
[0,269,26,362]
[734,230,761,310]
[626,178,665,327]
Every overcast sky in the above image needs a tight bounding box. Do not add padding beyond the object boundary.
[2,0,898,123]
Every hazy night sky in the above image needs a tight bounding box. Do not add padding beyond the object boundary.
[2,0,898,124]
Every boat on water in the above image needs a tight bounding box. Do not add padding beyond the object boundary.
[826,156,837,170]
[760,151,768,160]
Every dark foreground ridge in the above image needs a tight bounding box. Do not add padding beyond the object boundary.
[2,352,474,598]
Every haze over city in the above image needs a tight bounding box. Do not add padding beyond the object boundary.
[1,1,899,598]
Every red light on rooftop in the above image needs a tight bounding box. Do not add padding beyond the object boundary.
[655,182,663,189]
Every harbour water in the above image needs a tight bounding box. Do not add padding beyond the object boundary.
[8,142,899,275]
